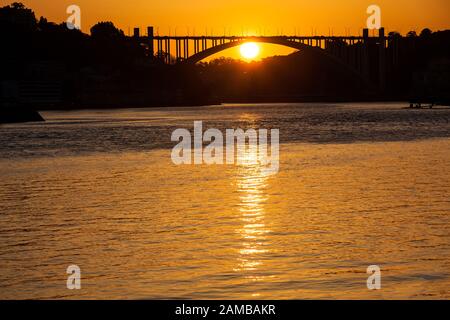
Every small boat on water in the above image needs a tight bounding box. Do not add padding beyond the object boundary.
[409,101,434,109]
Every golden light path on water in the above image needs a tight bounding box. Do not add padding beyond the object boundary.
[235,150,270,275]
[0,104,450,299]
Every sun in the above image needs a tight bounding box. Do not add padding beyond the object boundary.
[240,42,260,60]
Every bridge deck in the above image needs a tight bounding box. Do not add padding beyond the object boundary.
[148,35,365,40]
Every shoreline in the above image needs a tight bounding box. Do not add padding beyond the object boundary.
[22,97,414,112]
[2,99,449,124]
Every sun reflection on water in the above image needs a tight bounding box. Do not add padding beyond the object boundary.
[234,148,271,278]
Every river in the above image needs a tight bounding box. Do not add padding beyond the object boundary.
[0,103,449,299]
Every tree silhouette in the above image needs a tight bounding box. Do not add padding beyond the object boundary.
[0,1,36,31]
[10,2,25,9]
[420,28,432,38]
[388,31,402,38]
[90,22,125,40]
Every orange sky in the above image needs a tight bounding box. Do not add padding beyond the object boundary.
[2,0,450,60]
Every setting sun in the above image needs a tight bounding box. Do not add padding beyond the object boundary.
[240,42,260,60]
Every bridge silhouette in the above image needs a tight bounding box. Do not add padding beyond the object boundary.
[132,27,396,91]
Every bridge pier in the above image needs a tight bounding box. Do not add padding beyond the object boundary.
[133,27,140,38]
[378,27,386,92]
[157,38,163,60]
[361,28,370,85]
[147,26,154,58]
[194,39,199,54]
[166,38,171,64]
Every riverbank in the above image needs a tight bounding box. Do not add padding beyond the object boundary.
[13,95,412,111]
[0,108,44,124]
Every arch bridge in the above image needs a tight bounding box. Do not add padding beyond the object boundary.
[133,27,394,90]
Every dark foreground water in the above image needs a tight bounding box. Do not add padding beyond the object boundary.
[0,103,449,299]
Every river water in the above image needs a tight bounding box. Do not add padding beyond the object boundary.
[0,103,449,299]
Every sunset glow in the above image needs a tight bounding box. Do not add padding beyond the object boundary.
[1,0,450,305]
[14,0,450,60]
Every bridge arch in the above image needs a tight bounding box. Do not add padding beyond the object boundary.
[185,37,369,86]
